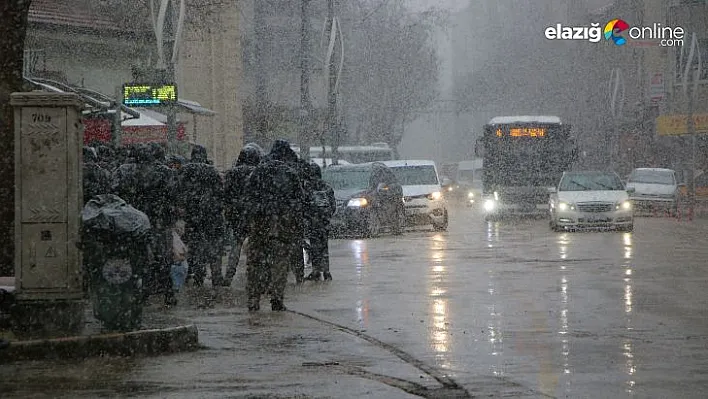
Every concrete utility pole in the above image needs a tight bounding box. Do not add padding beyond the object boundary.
[299,0,312,161]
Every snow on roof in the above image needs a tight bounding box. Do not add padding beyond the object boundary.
[631,168,676,173]
[381,160,437,168]
[488,116,562,125]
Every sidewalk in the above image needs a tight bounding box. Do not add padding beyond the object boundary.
[1,282,471,398]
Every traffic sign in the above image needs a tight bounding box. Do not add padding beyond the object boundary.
[649,72,664,104]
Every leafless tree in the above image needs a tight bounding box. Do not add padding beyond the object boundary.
[0,0,32,275]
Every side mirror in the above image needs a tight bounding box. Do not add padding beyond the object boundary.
[377,183,389,192]
[547,187,557,194]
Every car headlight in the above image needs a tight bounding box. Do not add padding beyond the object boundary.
[616,201,632,210]
[428,191,442,201]
[558,202,575,211]
[347,198,368,207]
[447,186,453,192]
[468,192,474,198]
[484,199,496,211]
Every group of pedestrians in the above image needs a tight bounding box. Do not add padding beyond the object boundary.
[82,138,336,311]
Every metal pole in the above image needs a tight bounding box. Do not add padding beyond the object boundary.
[326,0,338,165]
[114,86,123,147]
[299,0,312,161]
[254,0,267,145]
[164,1,178,155]
[687,67,697,209]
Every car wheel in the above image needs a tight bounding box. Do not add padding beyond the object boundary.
[366,211,381,238]
[392,206,405,235]
[433,210,449,231]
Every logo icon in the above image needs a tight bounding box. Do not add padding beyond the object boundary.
[604,19,630,46]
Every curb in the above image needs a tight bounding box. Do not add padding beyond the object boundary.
[0,324,200,363]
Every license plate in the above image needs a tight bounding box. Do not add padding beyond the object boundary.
[586,217,608,223]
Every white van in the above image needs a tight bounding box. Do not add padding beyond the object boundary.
[381,160,448,231]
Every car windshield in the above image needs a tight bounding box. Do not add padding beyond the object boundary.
[322,168,371,190]
[390,165,439,185]
[559,172,624,191]
[629,170,675,185]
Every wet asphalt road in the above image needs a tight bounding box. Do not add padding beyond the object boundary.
[4,206,708,398]
[295,206,708,398]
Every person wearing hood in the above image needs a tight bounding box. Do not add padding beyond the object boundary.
[304,162,336,281]
[242,139,306,311]
[111,143,178,306]
[178,144,226,287]
[222,143,264,286]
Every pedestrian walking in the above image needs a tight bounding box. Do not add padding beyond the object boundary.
[223,143,264,286]
[178,145,226,287]
[111,143,179,306]
[243,139,306,311]
[304,162,336,281]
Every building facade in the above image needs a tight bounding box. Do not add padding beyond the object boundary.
[24,0,244,170]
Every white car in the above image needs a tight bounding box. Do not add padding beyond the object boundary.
[311,158,351,167]
[381,160,449,231]
[625,168,680,213]
[549,171,634,232]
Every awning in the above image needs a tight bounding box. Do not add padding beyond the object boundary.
[23,76,216,119]
[178,99,217,116]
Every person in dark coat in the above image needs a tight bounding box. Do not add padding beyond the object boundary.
[149,142,167,165]
[111,143,178,305]
[179,145,226,287]
[95,144,117,172]
[82,146,111,205]
[291,157,315,283]
[243,139,306,311]
[222,143,264,286]
[304,162,336,281]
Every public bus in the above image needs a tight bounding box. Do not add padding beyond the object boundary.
[291,143,395,164]
[477,115,578,218]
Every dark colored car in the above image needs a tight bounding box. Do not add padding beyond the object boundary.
[322,162,405,238]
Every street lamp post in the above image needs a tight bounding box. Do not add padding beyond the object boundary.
[326,0,338,164]
[299,0,312,161]
[609,68,625,171]
[683,32,702,211]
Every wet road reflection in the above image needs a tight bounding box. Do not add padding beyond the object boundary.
[428,233,451,370]
[485,221,505,377]
[352,240,370,330]
[623,232,636,394]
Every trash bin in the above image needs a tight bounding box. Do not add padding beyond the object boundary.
[81,194,151,331]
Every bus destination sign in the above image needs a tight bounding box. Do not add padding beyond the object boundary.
[495,127,546,138]
[122,83,177,106]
